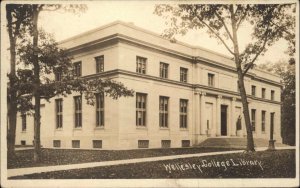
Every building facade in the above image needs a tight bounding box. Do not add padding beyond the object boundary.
[15,21,282,150]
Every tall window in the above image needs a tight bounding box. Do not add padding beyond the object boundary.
[208,73,214,87]
[262,88,266,99]
[136,93,147,126]
[55,67,62,81]
[251,85,256,96]
[160,62,169,78]
[179,99,188,128]
[271,90,275,101]
[136,56,147,74]
[159,96,169,128]
[96,93,104,127]
[237,81,240,92]
[251,109,256,132]
[261,111,266,132]
[74,96,82,128]
[74,61,82,77]
[95,56,104,73]
[55,99,63,129]
[180,67,188,82]
[21,113,26,131]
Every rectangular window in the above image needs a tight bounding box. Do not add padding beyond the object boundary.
[138,140,149,148]
[74,61,82,77]
[53,140,61,148]
[179,99,188,128]
[271,90,275,101]
[21,113,26,131]
[55,68,62,81]
[55,99,63,129]
[95,93,104,127]
[21,140,26,145]
[261,111,266,132]
[161,140,171,148]
[136,56,147,74]
[159,96,169,128]
[72,140,80,148]
[136,93,147,127]
[262,88,266,99]
[160,62,169,78]
[251,109,256,132]
[237,81,240,92]
[181,140,190,147]
[74,96,82,128]
[180,67,188,82]
[95,56,104,73]
[93,140,102,148]
[251,85,256,96]
[208,73,214,87]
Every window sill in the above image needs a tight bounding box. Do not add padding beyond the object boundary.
[180,128,188,131]
[136,126,147,130]
[21,131,26,133]
[94,126,104,130]
[55,128,63,131]
[160,127,169,130]
[73,128,82,131]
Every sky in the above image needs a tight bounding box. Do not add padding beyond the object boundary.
[16,1,297,65]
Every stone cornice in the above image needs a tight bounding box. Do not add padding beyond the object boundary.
[83,69,281,105]
[64,34,282,88]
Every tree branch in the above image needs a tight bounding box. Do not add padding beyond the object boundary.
[196,15,235,55]
[242,33,269,76]
[214,11,234,43]
[236,11,247,31]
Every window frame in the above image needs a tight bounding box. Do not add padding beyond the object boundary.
[180,67,188,83]
[136,93,147,127]
[159,62,169,79]
[136,56,147,74]
[159,96,169,128]
[262,88,266,99]
[95,55,104,73]
[251,85,256,96]
[179,99,188,129]
[208,73,215,87]
[73,61,82,77]
[55,67,62,81]
[95,93,104,127]
[271,90,275,101]
[55,99,63,129]
[74,96,82,128]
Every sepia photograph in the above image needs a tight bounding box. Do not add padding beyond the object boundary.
[1,0,299,187]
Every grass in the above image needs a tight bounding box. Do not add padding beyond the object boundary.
[8,147,240,169]
[9,149,295,179]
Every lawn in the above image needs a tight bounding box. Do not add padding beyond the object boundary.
[10,149,295,179]
[8,147,239,169]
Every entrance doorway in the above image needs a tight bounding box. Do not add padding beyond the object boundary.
[221,105,227,136]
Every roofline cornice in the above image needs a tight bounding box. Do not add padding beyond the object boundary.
[64,34,282,87]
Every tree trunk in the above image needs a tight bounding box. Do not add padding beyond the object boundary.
[6,6,18,157]
[237,71,255,151]
[230,5,255,151]
[32,6,42,162]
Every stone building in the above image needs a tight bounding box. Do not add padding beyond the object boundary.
[15,21,282,149]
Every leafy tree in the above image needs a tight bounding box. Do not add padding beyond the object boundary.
[7,4,134,161]
[154,4,295,151]
[258,61,295,145]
